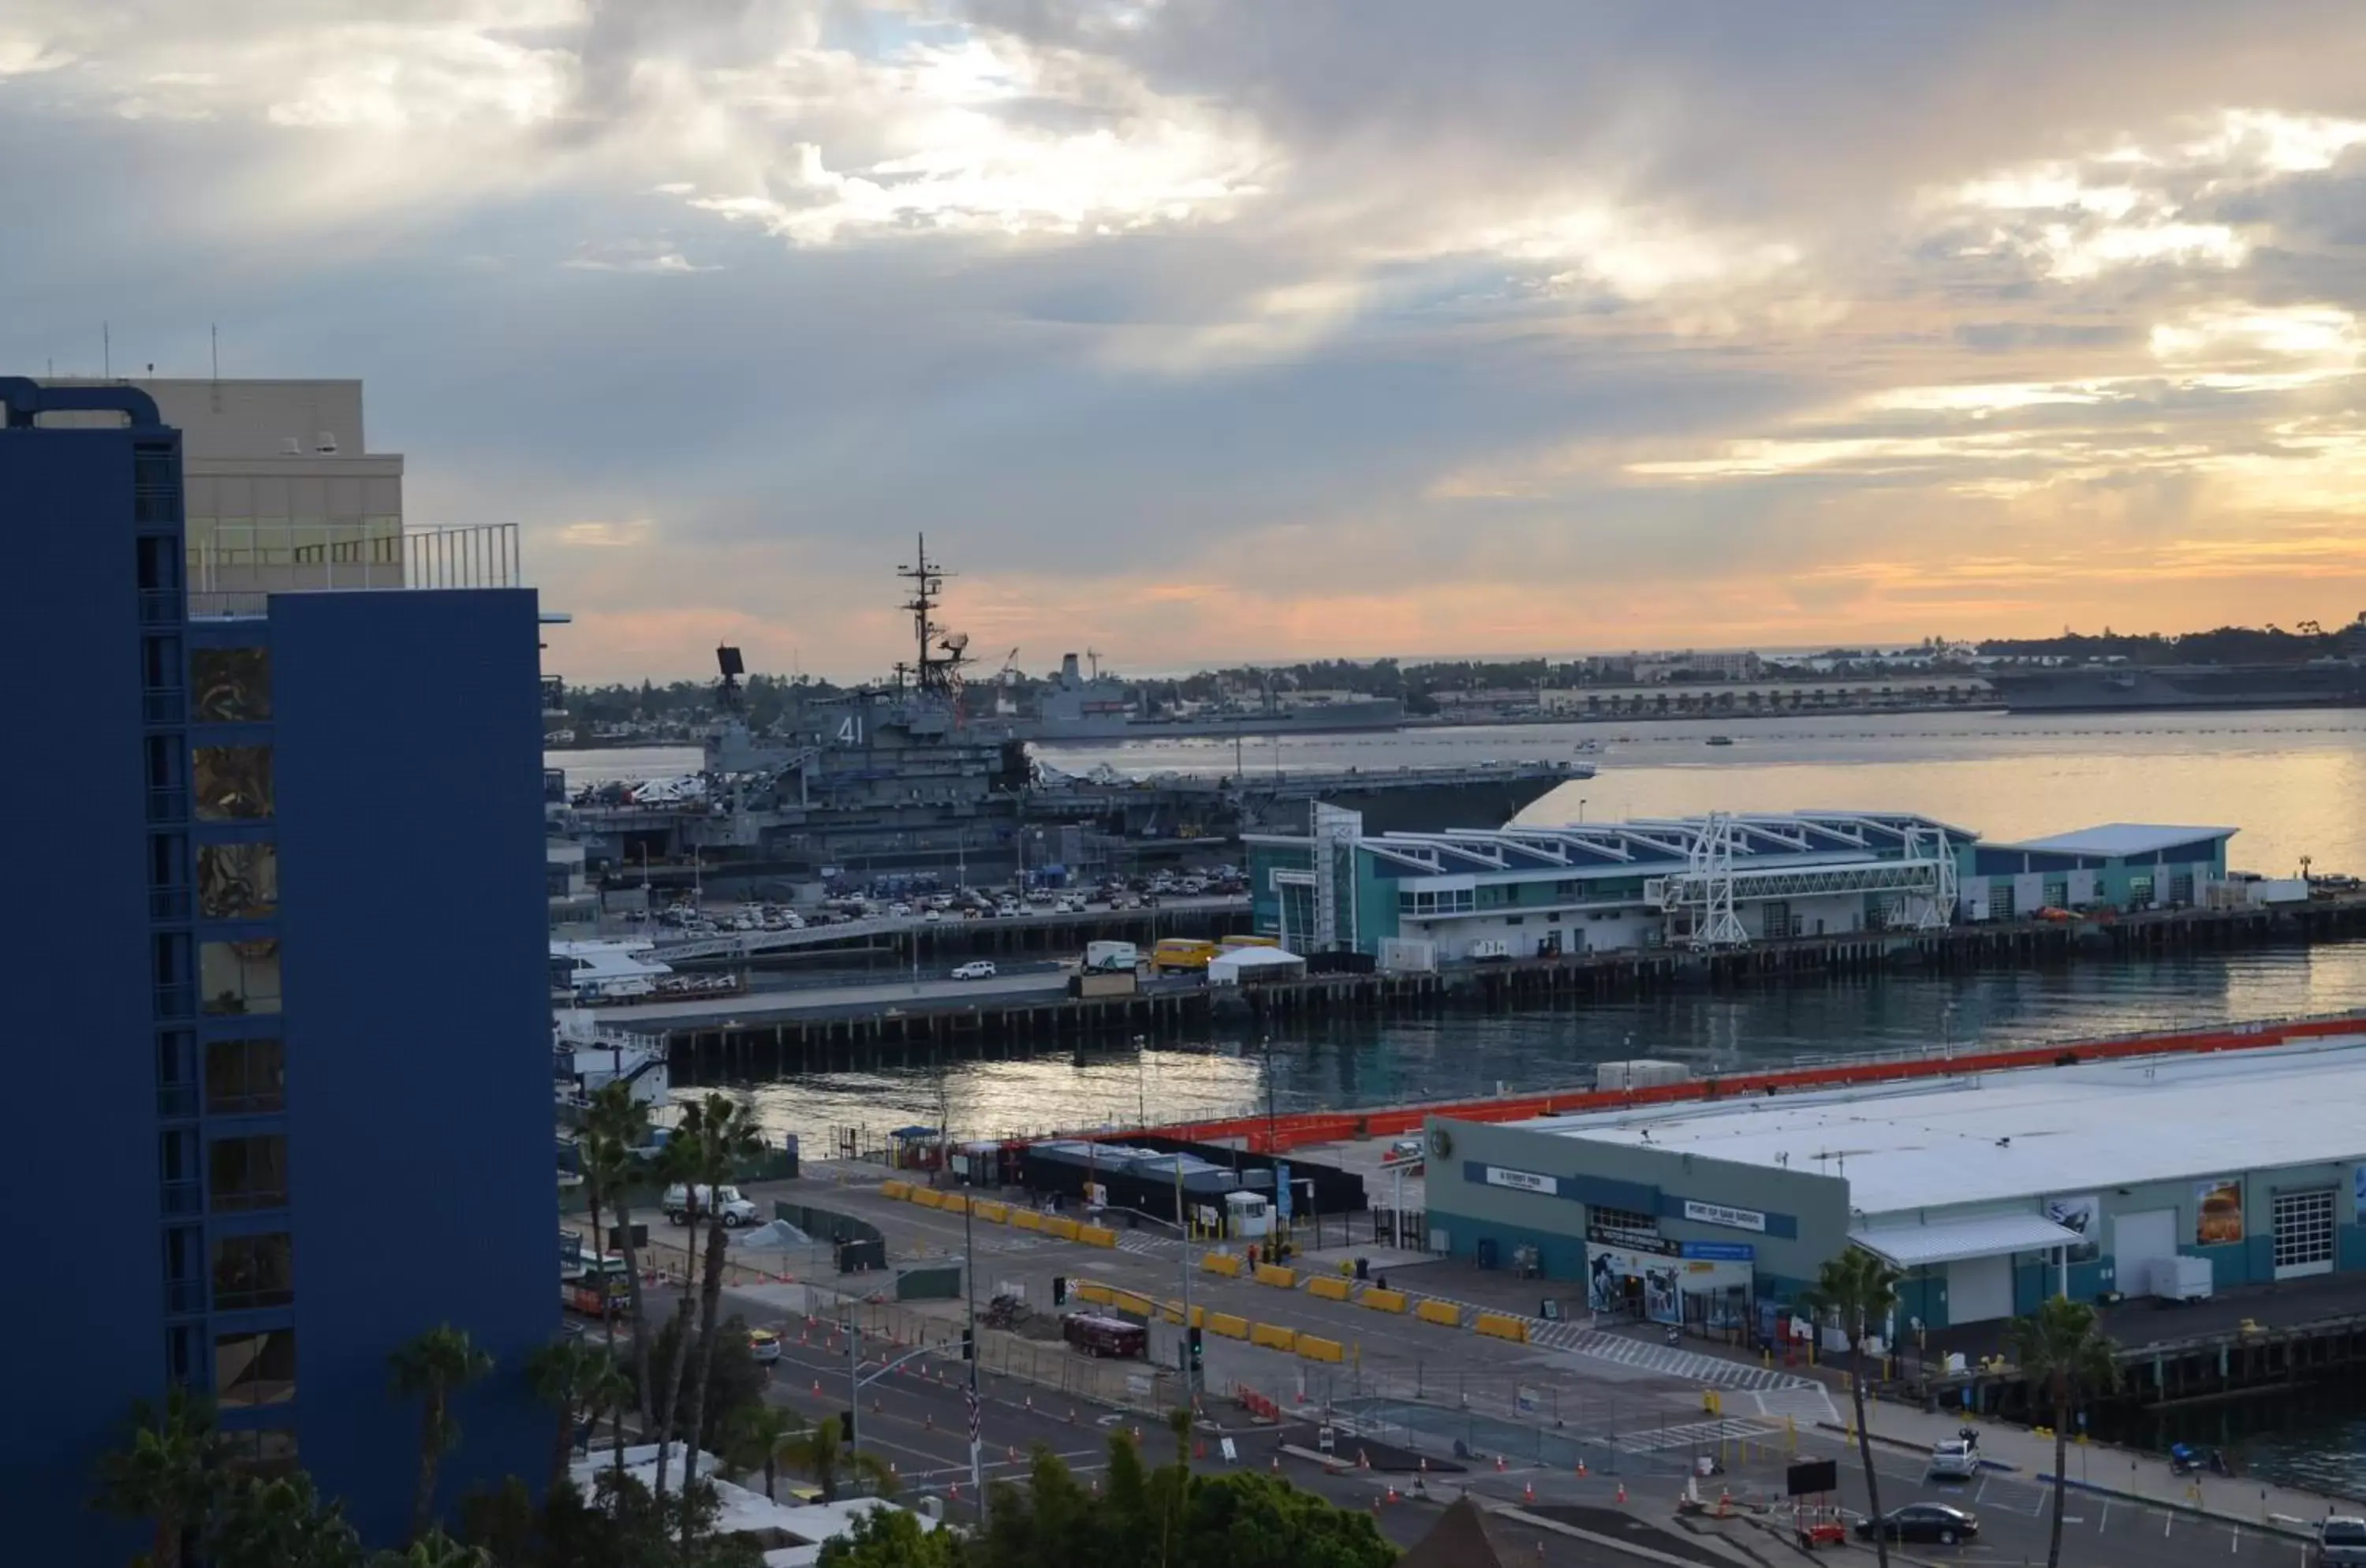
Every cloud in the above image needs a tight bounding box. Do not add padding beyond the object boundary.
[8,2,2366,678]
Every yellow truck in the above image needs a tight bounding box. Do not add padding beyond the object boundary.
[1151,938,1219,973]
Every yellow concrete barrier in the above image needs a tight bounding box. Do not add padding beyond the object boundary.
[1296,1334,1346,1364]
[1043,1215,1080,1241]
[1200,1252,1243,1279]
[1075,1282,1114,1305]
[1475,1312,1530,1344]
[1159,1301,1207,1327]
[1252,1264,1297,1290]
[1077,1224,1118,1249]
[1359,1287,1408,1314]
[909,1188,945,1209]
[1207,1312,1250,1340]
[1113,1290,1155,1318]
[1415,1299,1463,1328]
[971,1199,1008,1223]
[880,1179,911,1200]
[1306,1275,1352,1302]
[1009,1208,1044,1231]
[1249,1322,1297,1353]
[940,1193,968,1215]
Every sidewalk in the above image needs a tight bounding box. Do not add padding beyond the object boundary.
[1835,1398,2358,1537]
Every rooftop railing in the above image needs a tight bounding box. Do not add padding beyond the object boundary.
[188,522,521,618]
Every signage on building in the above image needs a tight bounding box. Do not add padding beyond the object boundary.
[1682,1199,1767,1233]
[1484,1166,1558,1196]
[1588,1222,1755,1264]
[1587,1223,1666,1253]
[1678,1241,1757,1263]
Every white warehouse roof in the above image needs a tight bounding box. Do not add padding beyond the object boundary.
[1852,1212,2084,1267]
[1989,823,2235,857]
[1513,1036,2366,1216]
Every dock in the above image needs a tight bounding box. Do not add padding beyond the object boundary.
[653,892,2366,1076]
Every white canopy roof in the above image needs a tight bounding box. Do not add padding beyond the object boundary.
[1207,946,1304,981]
[1850,1212,2084,1267]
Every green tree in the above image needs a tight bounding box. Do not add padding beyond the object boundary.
[388,1324,496,1544]
[454,1477,542,1568]
[722,1404,808,1503]
[677,1095,769,1541]
[2008,1295,2121,1568]
[546,1469,761,1568]
[647,1314,769,1454]
[91,1385,227,1568]
[526,1335,630,1499]
[779,1411,898,1503]
[208,1473,364,1568]
[585,1082,656,1439]
[368,1526,491,1568]
[816,1503,965,1568]
[1799,1248,1902,1568]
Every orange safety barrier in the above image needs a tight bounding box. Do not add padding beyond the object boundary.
[1103,1011,2366,1152]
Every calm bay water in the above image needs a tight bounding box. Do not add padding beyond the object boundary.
[562,711,2366,1493]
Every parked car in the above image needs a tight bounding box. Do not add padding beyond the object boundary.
[1856,1505,1978,1545]
[952,960,998,980]
[2317,1518,2366,1568]
[1926,1438,1980,1481]
[662,1183,760,1228]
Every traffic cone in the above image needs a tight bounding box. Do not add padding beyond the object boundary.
[1495,1454,1506,1473]
[1024,1394,1034,1412]
[812,1379,823,1395]
[1523,1481,1534,1503]
[925,1412,934,1431]
[1271,1454,1282,1473]
[1575,1459,1588,1477]
[1357,1449,1370,1470]
[1068,1407,1078,1424]
[1616,1482,1627,1504]
[950,1483,961,1501]
[1007,1447,1018,1464]
[1371,1498,1383,1515]
[1386,1485,1399,1503]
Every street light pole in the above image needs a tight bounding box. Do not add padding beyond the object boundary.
[962,1148,987,1523]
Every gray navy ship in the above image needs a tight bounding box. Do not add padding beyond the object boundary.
[562,539,1586,885]
[1987,660,2366,713]
[1017,651,1405,743]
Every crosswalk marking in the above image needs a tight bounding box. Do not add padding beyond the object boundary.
[1612,1417,1780,1454]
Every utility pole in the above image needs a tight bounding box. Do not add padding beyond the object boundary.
[962,1150,987,1522]
[1177,1158,1196,1408]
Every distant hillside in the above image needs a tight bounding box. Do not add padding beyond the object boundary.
[1980,617,2364,665]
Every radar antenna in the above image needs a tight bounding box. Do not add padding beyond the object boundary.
[893,534,972,696]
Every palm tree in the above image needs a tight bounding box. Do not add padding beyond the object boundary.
[525,1336,629,1499]
[1799,1247,1901,1568]
[648,1126,707,1509]
[584,1083,655,1436]
[2008,1295,2120,1568]
[722,1404,808,1501]
[779,1411,898,1503]
[208,1473,364,1568]
[93,1386,226,1568]
[387,1324,494,1545]
[367,1528,491,1568]
[679,1094,768,1540]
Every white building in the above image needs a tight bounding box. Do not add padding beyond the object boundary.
[53,377,405,595]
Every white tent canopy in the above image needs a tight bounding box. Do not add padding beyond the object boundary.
[1207,946,1306,986]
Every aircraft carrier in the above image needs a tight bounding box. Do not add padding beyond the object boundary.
[1013,651,1405,743]
[557,540,1585,886]
[1987,660,2366,713]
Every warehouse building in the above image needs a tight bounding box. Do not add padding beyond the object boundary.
[1421,1037,2366,1335]
[1246,811,2240,962]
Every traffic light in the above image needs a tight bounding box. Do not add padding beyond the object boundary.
[961,1328,976,1362]
[1186,1325,1204,1371]
[838,1411,855,1442]
[1052,1275,1069,1306]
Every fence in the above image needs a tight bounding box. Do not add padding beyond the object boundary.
[809,1296,1190,1416]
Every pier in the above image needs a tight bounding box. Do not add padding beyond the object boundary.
[653,891,2366,1077]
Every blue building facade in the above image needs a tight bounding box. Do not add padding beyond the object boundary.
[3,378,552,1559]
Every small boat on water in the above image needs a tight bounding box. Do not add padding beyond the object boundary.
[1705,735,1735,747]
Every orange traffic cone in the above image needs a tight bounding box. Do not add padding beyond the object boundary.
[1575,1459,1588,1477]
[1615,1482,1627,1504]
[1386,1485,1400,1503]
[1371,1498,1383,1514]
[1024,1395,1033,1412]
[1357,1449,1370,1470]
[1524,1480,1536,1503]
[950,1483,961,1501]
[811,1379,823,1395]
[925,1412,934,1431]
[1006,1446,1019,1464]
[1495,1454,1506,1473]
[1271,1454,1282,1473]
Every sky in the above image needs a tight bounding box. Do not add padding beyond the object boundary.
[7,2,2366,683]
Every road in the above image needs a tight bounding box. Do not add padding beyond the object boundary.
[730,1315,2275,1567]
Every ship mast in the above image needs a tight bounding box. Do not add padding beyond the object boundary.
[894,533,971,696]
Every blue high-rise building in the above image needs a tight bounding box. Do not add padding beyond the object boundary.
[3,377,554,1559]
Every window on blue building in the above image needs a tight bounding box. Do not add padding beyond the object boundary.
[205,1038,285,1114]
[212,1233,294,1310]
[192,647,271,723]
[215,1329,296,1406]
[201,939,282,1015]
[192,746,273,821]
[197,842,278,920]
[209,1135,289,1213]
